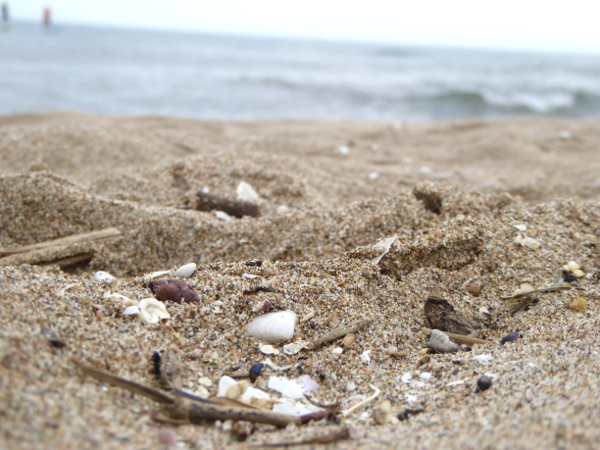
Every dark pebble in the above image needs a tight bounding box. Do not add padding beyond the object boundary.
[398,408,425,421]
[500,331,521,345]
[563,272,578,283]
[476,375,493,392]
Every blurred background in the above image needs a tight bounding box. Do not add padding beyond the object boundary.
[2,0,600,121]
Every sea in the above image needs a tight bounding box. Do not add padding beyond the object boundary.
[2,21,600,121]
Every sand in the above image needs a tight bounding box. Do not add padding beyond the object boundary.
[1,112,599,449]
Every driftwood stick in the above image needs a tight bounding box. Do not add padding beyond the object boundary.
[421,327,492,345]
[312,319,371,348]
[252,427,351,447]
[500,285,585,300]
[0,228,121,256]
[72,359,319,427]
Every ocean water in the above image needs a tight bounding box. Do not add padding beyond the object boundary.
[2,21,600,121]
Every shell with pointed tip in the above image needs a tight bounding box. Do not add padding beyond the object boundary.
[138,298,170,324]
[175,263,197,278]
[246,310,297,343]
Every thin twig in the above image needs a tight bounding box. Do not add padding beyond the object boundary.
[342,384,380,416]
[500,285,585,300]
[312,319,371,348]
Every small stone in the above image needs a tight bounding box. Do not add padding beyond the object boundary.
[500,331,521,345]
[94,271,116,282]
[419,372,432,380]
[427,329,460,353]
[569,296,587,311]
[476,375,493,392]
[341,333,356,348]
[467,282,482,297]
[573,269,585,278]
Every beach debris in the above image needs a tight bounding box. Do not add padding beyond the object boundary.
[500,331,521,345]
[94,271,116,282]
[149,279,199,303]
[514,224,527,231]
[246,310,297,343]
[262,358,292,372]
[342,384,380,416]
[478,307,493,322]
[398,408,424,421]
[368,171,379,180]
[476,375,493,392]
[251,427,350,447]
[245,260,263,267]
[370,235,398,265]
[138,298,170,324]
[248,363,264,383]
[300,310,316,323]
[41,327,66,348]
[259,344,280,355]
[472,355,492,363]
[146,270,171,280]
[419,372,432,380]
[152,350,183,391]
[467,281,482,297]
[283,340,308,355]
[514,234,542,249]
[196,192,260,218]
[402,372,412,383]
[242,273,260,280]
[501,283,585,300]
[337,145,350,155]
[424,296,479,336]
[73,359,325,427]
[558,130,573,140]
[236,181,261,203]
[341,333,356,348]
[215,211,233,221]
[267,375,320,399]
[242,286,280,295]
[426,329,460,353]
[174,262,196,278]
[569,296,587,311]
[312,318,371,348]
[122,305,140,316]
[563,261,585,279]
[372,400,399,425]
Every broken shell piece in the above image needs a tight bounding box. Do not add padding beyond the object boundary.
[236,181,260,203]
[427,329,460,353]
[373,400,399,425]
[514,234,542,249]
[138,298,170,324]
[371,235,398,265]
[217,376,239,397]
[260,344,280,355]
[241,386,272,408]
[215,210,233,221]
[472,355,492,363]
[246,310,297,343]
[94,271,115,282]
[122,305,140,316]
[569,296,587,311]
[332,347,343,354]
[283,340,307,355]
[267,375,320,399]
[175,263,196,278]
[564,261,581,272]
[573,269,585,278]
[341,333,356,348]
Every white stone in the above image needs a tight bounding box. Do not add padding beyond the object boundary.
[332,347,343,354]
[236,181,260,203]
[94,271,115,282]
[473,354,493,363]
[246,310,297,343]
[419,372,432,380]
[337,146,350,155]
[122,305,140,316]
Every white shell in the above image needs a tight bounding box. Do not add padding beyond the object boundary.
[236,181,260,203]
[371,235,398,265]
[242,273,260,279]
[260,344,280,355]
[427,329,460,353]
[94,271,115,282]
[267,375,320,399]
[331,347,343,354]
[283,340,308,355]
[122,305,140,316]
[217,376,238,397]
[215,210,233,221]
[401,372,412,383]
[337,146,350,155]
[361,350,372,364]
[246,310,297,343]
[473,354,493,363]
[175,263,196,278]
[138,298,170,324]
[419,372,432,380]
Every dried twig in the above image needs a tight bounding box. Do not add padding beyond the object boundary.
[72,359,323,427]
[312,319,371,348]
[342,384,380,416]
[420,327,492,345]
[500,285,585,300]
[251,427,351,447]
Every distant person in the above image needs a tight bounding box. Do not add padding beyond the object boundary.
[1,3,8,22]
[43,6,51,27]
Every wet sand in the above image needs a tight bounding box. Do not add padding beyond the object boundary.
[1,112,599,448]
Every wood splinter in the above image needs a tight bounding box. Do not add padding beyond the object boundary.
[420,327,492,346]
[72,359,324,427]
[312,319,371,348]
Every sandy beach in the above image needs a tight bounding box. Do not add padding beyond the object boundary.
[1,112,599,449]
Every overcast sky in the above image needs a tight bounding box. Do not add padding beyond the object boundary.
[8,0,600,54]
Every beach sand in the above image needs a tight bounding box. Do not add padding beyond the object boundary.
[1,112,599,448]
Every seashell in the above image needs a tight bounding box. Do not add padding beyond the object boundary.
[146,270,170,279]
[427,329,460,353]
[246,310,297,343]
[361,350,371,364]
[138,298,170,324]
[373,400,398,425]
[283,340,307,355]
[240,386,272,408]
[371,235,398,265]
[272,401,314,417]
[242,273,260,280]
[226,380,249,400]
[419,372,432,380]
[122,305,140,316]
[175,262,196,278]
[331,347,343,354]
[94,271,115,282]
[472,354,492,363]
[341,333,356,348]
[337,145,350,155]
[401,372,412,383]
[267,375,319,399]
[259,344,280,355]
[573,269,585,278]
[236,181,260,203]
[564,261,581,272]
[514,224,527,231]
[217,375,238,397]
[215,210,233,221]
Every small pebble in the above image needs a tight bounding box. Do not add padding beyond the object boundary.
[500,331,521,345]
[476,375,493,392]
[467,281,482,297]
[569,296,587,311]
[94,271,115,282]
[427,329,460,353]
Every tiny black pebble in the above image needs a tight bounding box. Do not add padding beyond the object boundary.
[244,260,263,267]
[452,360,462,365]
[563,272,578,283]
[588,243,596,249]
[476,375,492,392]
[500,331,521,345]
